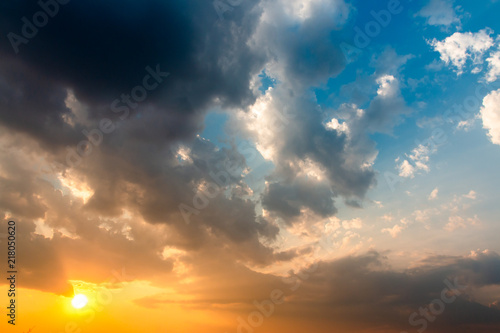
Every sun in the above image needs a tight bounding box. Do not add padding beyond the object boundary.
[71,294,88,309]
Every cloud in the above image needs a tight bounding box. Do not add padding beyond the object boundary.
[290,251,500,332]
[407,190,481,231]
[0,3,498,332]
[463,190,477,200]
[430,29,495,75]
[337,49,413,137]
[0,0,266,149]
[417,0,461,27]
[444,215,479,231]
[0,0,332,275]
[342,218,363,230]
[230,47,414,226]
[136,251,500,332]
[486,49,500,82]
[231,83,376,223]
[480,88,500,145]
[396,143,436,178]
[429,187,439,200]
[382,224,405,238]
[262,177,337,220]
[252,0,350,87]
[0,0,370,294]
[355,74,410,134]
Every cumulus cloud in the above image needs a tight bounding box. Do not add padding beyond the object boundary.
[335,49,413,138]
[397,143,436,178]
[255,90,373,202]
[480,88,500,145]
[430,29,495,75]
[292,251,500,332]
[230,84,376,223]
[226,47,414,230]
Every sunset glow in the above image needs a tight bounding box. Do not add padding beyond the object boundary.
[71,294,88,310]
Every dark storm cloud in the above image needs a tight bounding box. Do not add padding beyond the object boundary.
[0,0,265,146]
[0,58,81,150]
[0,0,284,265]
[1,1,190,100]
[0,145,47,219]
[0,0,367,245]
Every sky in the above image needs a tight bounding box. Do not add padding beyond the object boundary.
[1,0,500,332]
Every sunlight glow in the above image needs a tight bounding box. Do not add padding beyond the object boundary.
[71,294,88,309]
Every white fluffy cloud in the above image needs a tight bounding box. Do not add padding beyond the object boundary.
[486,49,500,82]
[396,143,436,178]
[430,29,494,75]
[480,89,500,145]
